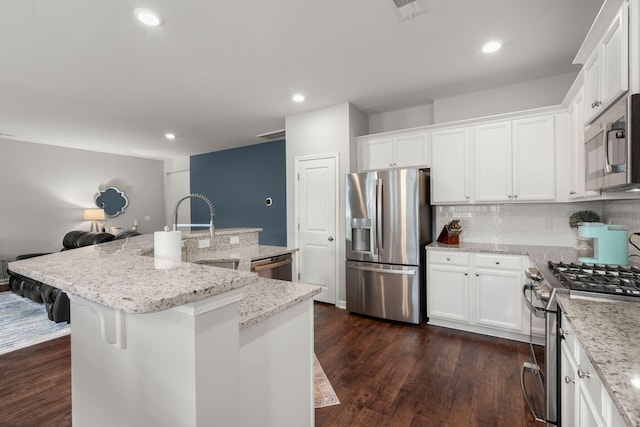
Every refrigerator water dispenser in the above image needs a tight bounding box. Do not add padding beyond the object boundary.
[350,218,372,252]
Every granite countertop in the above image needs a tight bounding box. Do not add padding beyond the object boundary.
[239,278,321,330]
[426,241,580,264]
[557,294,640,427]
[8,233,305,317]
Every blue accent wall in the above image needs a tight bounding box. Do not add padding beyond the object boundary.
[190,140,287,246]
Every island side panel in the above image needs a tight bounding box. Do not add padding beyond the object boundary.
[239,298,315,427]
[70,291,242,427]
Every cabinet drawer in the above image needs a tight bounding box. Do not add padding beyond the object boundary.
[560,313,576,358]
[428,251,469,266]
[474,253,522,270]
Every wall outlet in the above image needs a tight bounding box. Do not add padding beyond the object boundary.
[230,236,240,245]
[198,239,210,249]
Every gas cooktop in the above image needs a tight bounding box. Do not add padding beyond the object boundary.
[547,261,640,299]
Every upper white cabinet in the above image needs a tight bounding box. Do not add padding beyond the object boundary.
[568,84,601,200]
[584,5,629,123]
[474,115,556,203]
[474,122,512,202]
[357,131,431,171]
[431,127,473,204]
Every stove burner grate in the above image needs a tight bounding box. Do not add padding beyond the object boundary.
[547,261,640,297]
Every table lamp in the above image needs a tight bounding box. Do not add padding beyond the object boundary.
[83,208,105,232]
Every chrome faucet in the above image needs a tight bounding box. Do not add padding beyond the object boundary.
[172,193,215,238]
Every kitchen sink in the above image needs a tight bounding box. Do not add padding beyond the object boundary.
[193,259,239,270]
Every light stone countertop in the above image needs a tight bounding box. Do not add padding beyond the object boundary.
[557,294,640,427]
[239,278,321,330]
[426,241,580,264]
[8,234,309,320]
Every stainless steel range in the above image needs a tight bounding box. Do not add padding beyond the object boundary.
[547,261,640,300]
[522,260,640,426]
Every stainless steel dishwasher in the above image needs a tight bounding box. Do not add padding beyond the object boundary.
[250,253,292,281]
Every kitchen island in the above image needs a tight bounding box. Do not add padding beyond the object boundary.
[8,231,320,427]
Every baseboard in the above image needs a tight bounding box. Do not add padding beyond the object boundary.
[336,300,346,310]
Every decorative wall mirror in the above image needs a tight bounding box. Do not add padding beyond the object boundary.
[95,187,129,217]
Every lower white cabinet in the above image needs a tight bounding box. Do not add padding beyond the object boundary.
[560,311,625,427]
[427,249,530,341]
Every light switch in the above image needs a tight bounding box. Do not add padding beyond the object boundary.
[230,236,240,245]
[198,239,210,248]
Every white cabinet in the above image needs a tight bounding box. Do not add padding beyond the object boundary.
[474,116,555,202]
[431,127,473,204]
[584,5,629,123]
[568,84,601,200]
[560,311,625,427]
[473,254,523,332]
[427,250,527,341]
[357,131,430,171]
[474,121,512,202]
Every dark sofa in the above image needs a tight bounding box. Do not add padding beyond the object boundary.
[8,230,141,323]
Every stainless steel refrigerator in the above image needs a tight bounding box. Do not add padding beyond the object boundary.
[345,168,431,324]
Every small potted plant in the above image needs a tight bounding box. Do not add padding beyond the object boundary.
[569,210,601,228]
[569,210,601,258]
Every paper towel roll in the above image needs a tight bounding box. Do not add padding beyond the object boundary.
[154,230,182,263]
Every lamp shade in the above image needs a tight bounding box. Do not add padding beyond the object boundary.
[83,208,105,221]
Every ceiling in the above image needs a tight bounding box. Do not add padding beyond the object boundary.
[0,0,605,160]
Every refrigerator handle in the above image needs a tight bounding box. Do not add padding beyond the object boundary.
[375,178,383,255]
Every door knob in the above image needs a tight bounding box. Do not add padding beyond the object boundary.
[328,236,334,241]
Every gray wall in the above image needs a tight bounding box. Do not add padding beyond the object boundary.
[368,72,578,134]
[0,138,165,259]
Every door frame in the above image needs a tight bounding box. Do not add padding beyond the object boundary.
[294,152,340,306]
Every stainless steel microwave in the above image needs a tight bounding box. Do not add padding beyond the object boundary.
[585,93,640,192]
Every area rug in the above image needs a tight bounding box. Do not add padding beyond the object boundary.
[314,353,340,408]
[0,291,70,355]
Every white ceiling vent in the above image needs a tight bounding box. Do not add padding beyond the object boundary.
[257,129,286,140]
[392,0,427,20]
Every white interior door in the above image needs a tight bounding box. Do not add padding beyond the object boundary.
[296,155,338,304]
[165,170,190,228]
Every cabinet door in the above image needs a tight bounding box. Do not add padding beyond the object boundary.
[359,137,394,171]
[561,341,577,427]
[394,132,431,168]
[431,127,473,204]
[601,6,628,108]
[512,115,556,201]
[427,264,470,322]
[474,121,512,202]
[473,267,522,331]
[584,52,602,123]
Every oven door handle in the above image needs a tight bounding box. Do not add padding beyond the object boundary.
[521,362,547,424]
[522,283,546,318]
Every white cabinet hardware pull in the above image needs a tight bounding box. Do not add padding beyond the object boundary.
[495,261,500,265]
[559,328,570,339]
[564,376,575,384]
[475,273,479,277]
[446,257,451,261]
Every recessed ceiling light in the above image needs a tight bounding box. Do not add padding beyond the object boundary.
[292,94,305,103]
[134,8,162,27]
[165,133,176,140]
[482,40,502,53]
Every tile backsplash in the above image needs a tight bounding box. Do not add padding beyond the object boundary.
[436,199,640,255]
[435,202,603,247]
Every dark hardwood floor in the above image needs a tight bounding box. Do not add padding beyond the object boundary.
[0,335,71,427]
[0,303,536,426]
[314,302,537,427]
